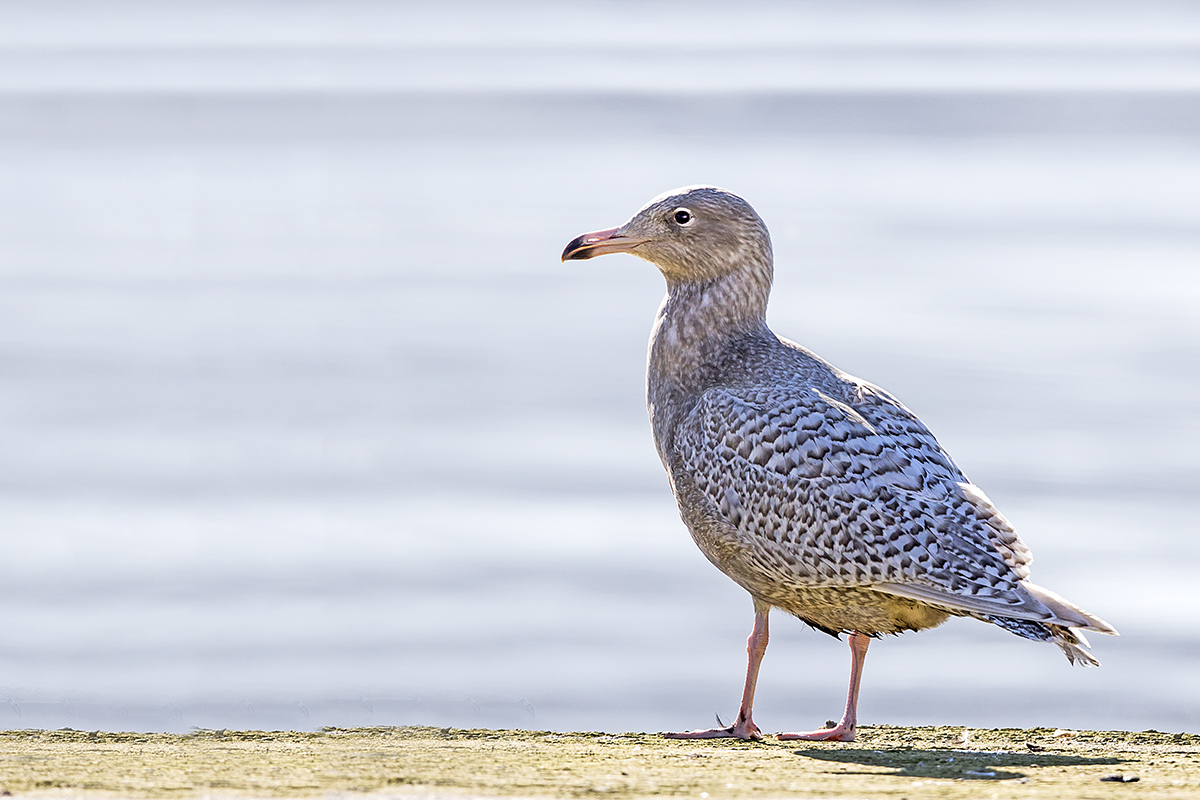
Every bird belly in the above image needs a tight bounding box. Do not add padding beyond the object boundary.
[672,474,950,636]
[766,585,951,636]
[690,514,951,635]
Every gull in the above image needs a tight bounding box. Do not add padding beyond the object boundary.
[561,186,1116,741]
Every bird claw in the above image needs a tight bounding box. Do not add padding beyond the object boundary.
[777,723,856,742]
[663,723,763,741]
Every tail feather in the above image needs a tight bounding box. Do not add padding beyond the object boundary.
[987,615,1105,667]
[1054,627,1101,667]
[1022,581,1118,636]
[984,609,1104,666]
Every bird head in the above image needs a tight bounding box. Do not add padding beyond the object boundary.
[561,186,773,285]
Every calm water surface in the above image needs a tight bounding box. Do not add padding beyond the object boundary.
[1,1,1199,733]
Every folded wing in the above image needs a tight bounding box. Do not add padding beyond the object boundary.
[676,380,1112,635]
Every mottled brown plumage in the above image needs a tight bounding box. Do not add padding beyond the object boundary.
[563,185,1116,741]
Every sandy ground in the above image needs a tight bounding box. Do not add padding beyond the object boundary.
[0,725,1197,798]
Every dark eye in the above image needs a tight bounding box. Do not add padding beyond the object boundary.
[673,208,693,225]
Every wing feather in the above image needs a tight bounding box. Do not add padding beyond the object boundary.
[676,381,1040,612]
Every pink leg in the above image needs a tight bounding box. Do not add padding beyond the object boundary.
[778,631,870,742]
[664,599,769,741]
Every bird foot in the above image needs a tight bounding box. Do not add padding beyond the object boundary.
[777,722,856,742]
[663,720,762,741]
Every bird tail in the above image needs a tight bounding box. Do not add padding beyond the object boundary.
[1052,625,1101,667]
[986,615,1102,666]
[988,582,1117,667]
[1021,581,1118,636]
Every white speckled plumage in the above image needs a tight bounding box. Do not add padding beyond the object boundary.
[563,186,1116,740]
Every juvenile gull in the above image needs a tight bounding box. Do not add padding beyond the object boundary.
[561,186,1117,742]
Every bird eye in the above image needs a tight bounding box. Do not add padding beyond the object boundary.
[673,208,693,225]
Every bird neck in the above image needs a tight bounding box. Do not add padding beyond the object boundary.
[654,266,772,358]
[646,267,773,457]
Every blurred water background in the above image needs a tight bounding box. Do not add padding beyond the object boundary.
[1,0,1199,734]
